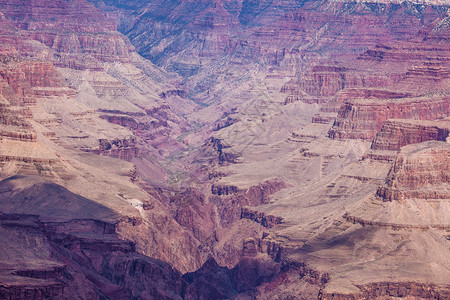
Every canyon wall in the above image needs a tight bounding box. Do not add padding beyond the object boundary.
[377,141,450,201]
[0,0,449,299]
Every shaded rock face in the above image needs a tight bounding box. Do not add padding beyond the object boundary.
[0,176,188,300]
[377,141,450,201]
[209,137,240,165]
[211,184,239,196]
[0,177,287,300]
[183,255,281,299]
[240,208,283,229]
[211,179,286,228]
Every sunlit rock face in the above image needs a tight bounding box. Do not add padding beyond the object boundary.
[0,0,449,299]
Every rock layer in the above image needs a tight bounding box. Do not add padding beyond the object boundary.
[377,141,450,201]
[371,119,450,151]
[0,0,449,299]
[329,96,450,140]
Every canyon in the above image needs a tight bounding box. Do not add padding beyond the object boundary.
[0,0,449,299]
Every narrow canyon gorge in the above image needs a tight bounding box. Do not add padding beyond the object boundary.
[0,0,449,299]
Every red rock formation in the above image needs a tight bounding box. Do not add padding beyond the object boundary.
[0,0,449,298]
[290,66,353,98]
[82,137,139,161]
[0,60,66,103]
[99,0,448,104]
[211,179,286,227]
[0,96,36,142]
[376,141,450,201]
[0,0,133,67]
[168,187,216,246]
[240,208,283,229]
[329,96,450,140]
[371,119,450,151]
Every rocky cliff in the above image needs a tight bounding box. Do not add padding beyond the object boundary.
[0,0,133,67]
[0,176,189,299]
[0,0,449,299]
[329,96,450,140]
[377,141,450,201]
[371,119,450,151]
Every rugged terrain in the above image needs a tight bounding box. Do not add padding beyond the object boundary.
[0,0,449,299]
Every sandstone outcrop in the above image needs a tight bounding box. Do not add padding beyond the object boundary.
[371,119,450,151]
[240,208,283,229]
[329,96,450,140]
[376,141,450,201]
[0,0,449,298]
[0,0,133,68]
[82,137,139,161]
[211,179,286,228]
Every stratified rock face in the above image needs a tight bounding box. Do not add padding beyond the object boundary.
[377,141,450,201]
[371,119,450,151]
[285,66,352,98]
[0,58,68,104]
[326,36,450,140]
[96,0,448,105]
[240,208,283,229]
[329,96,450,140]
[211,179,286,228]
[0,0,449,299]
[183,253,281,299]
[82,137,139,161]
[0,0,133,68]
[0,0,142,163]
[0,176,188,300]
[0,0,198,164]
[0,95,35,140]
[0,0,116,32]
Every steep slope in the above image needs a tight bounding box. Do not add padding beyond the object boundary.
[0,176,191,299]
[0,0,449,299]
[90,0,450,298]
[0,0,206,277]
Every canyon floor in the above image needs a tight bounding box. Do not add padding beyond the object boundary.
[0,0,449,299]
